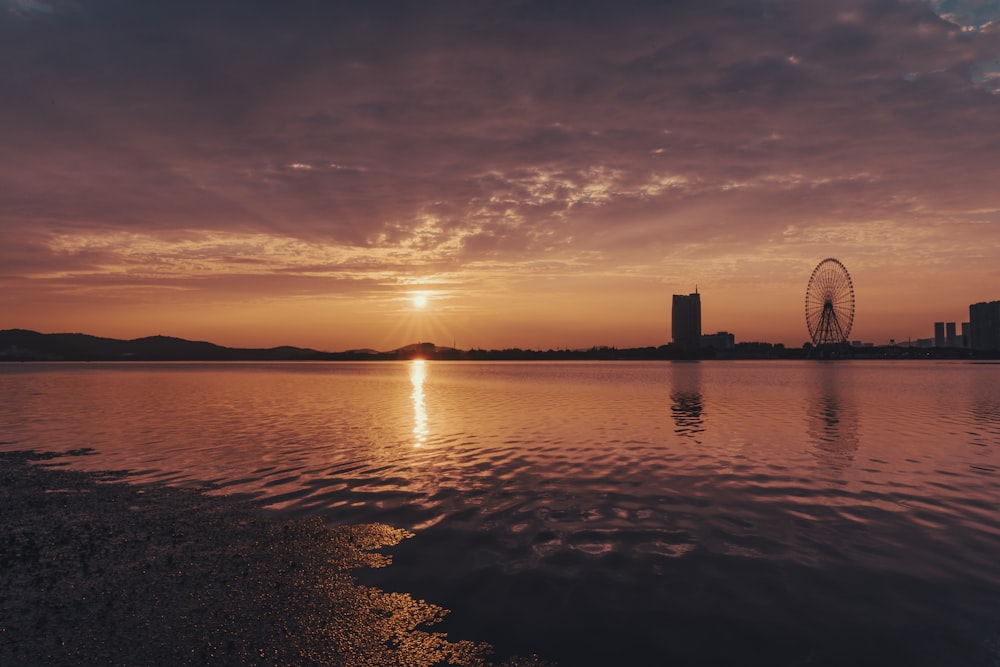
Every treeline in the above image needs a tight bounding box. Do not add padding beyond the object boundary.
[321,342,799,361]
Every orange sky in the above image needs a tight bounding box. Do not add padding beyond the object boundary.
[2,0,999,350]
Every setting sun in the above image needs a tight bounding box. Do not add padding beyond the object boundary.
[411,293,428,309]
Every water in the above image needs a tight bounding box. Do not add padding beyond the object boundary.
[2,360,999,665]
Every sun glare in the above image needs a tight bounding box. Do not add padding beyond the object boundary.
[412,293,428,309]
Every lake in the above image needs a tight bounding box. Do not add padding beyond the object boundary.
[2,360,999,665]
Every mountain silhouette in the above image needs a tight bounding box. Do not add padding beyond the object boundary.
[0,329,320,361]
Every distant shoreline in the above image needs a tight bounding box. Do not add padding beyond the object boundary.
[2,329,997,362]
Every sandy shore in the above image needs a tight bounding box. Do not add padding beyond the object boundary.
[0,450,548,666]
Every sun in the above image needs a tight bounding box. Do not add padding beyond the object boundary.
[411,293,428,309]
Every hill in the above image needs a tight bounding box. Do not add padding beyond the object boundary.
[0,330,321,362]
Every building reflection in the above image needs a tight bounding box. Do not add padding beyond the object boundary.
[969,375,1000,448]
[670,362,704,440]
[409,360,428,447]
[806,363,860,465]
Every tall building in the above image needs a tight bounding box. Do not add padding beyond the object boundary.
[672,292,702,353]
[934,322,945,348]
[946,322,957,347]
[970,301,1000,351]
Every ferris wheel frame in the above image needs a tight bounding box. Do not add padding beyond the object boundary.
[805,258,855,345]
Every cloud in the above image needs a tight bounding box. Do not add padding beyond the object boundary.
[3,0,53,17]
[927,0,1000,30]
[2,0,999,345]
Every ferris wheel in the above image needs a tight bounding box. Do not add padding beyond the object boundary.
[805,258,855,345]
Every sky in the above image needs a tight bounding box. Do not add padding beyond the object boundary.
[2,0,999,351]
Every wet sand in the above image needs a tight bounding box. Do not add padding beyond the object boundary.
[0,450,547,666]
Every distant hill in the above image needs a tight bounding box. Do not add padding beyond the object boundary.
[11,329,967,362]
[0,330,732,361]
[0,329,322,361]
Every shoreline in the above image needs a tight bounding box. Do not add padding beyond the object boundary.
[4,328,999,362]
[0,450,546,666]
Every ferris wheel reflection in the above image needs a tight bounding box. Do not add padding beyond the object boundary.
[409,360,428,447]
[807,363,860,466]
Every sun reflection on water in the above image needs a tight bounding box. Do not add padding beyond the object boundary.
[409,360,428,447]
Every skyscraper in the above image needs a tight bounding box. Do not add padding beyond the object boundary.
[934,322,945,348]
[970,301,1000,351]
[672,292,702,353]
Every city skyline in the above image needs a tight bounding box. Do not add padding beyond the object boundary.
[2,0,1000,350]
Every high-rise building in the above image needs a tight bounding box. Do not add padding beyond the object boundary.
[672,292,702,353]
[970,301,1000,351]
[934,322,945,348]
[946,322,957,347]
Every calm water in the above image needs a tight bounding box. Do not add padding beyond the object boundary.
[2,360,1000,665]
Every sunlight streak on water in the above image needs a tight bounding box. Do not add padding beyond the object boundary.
[409,360,428,448]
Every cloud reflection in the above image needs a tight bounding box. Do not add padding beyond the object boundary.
[410,360,428,447]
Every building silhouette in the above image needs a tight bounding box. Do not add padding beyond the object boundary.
[672,291,702,353]
[701,331,734,351]
[929,320,970,348]
[970,301,1000,351]
[934,322,945,348]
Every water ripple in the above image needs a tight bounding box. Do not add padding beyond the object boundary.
[3,361,1000,665]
